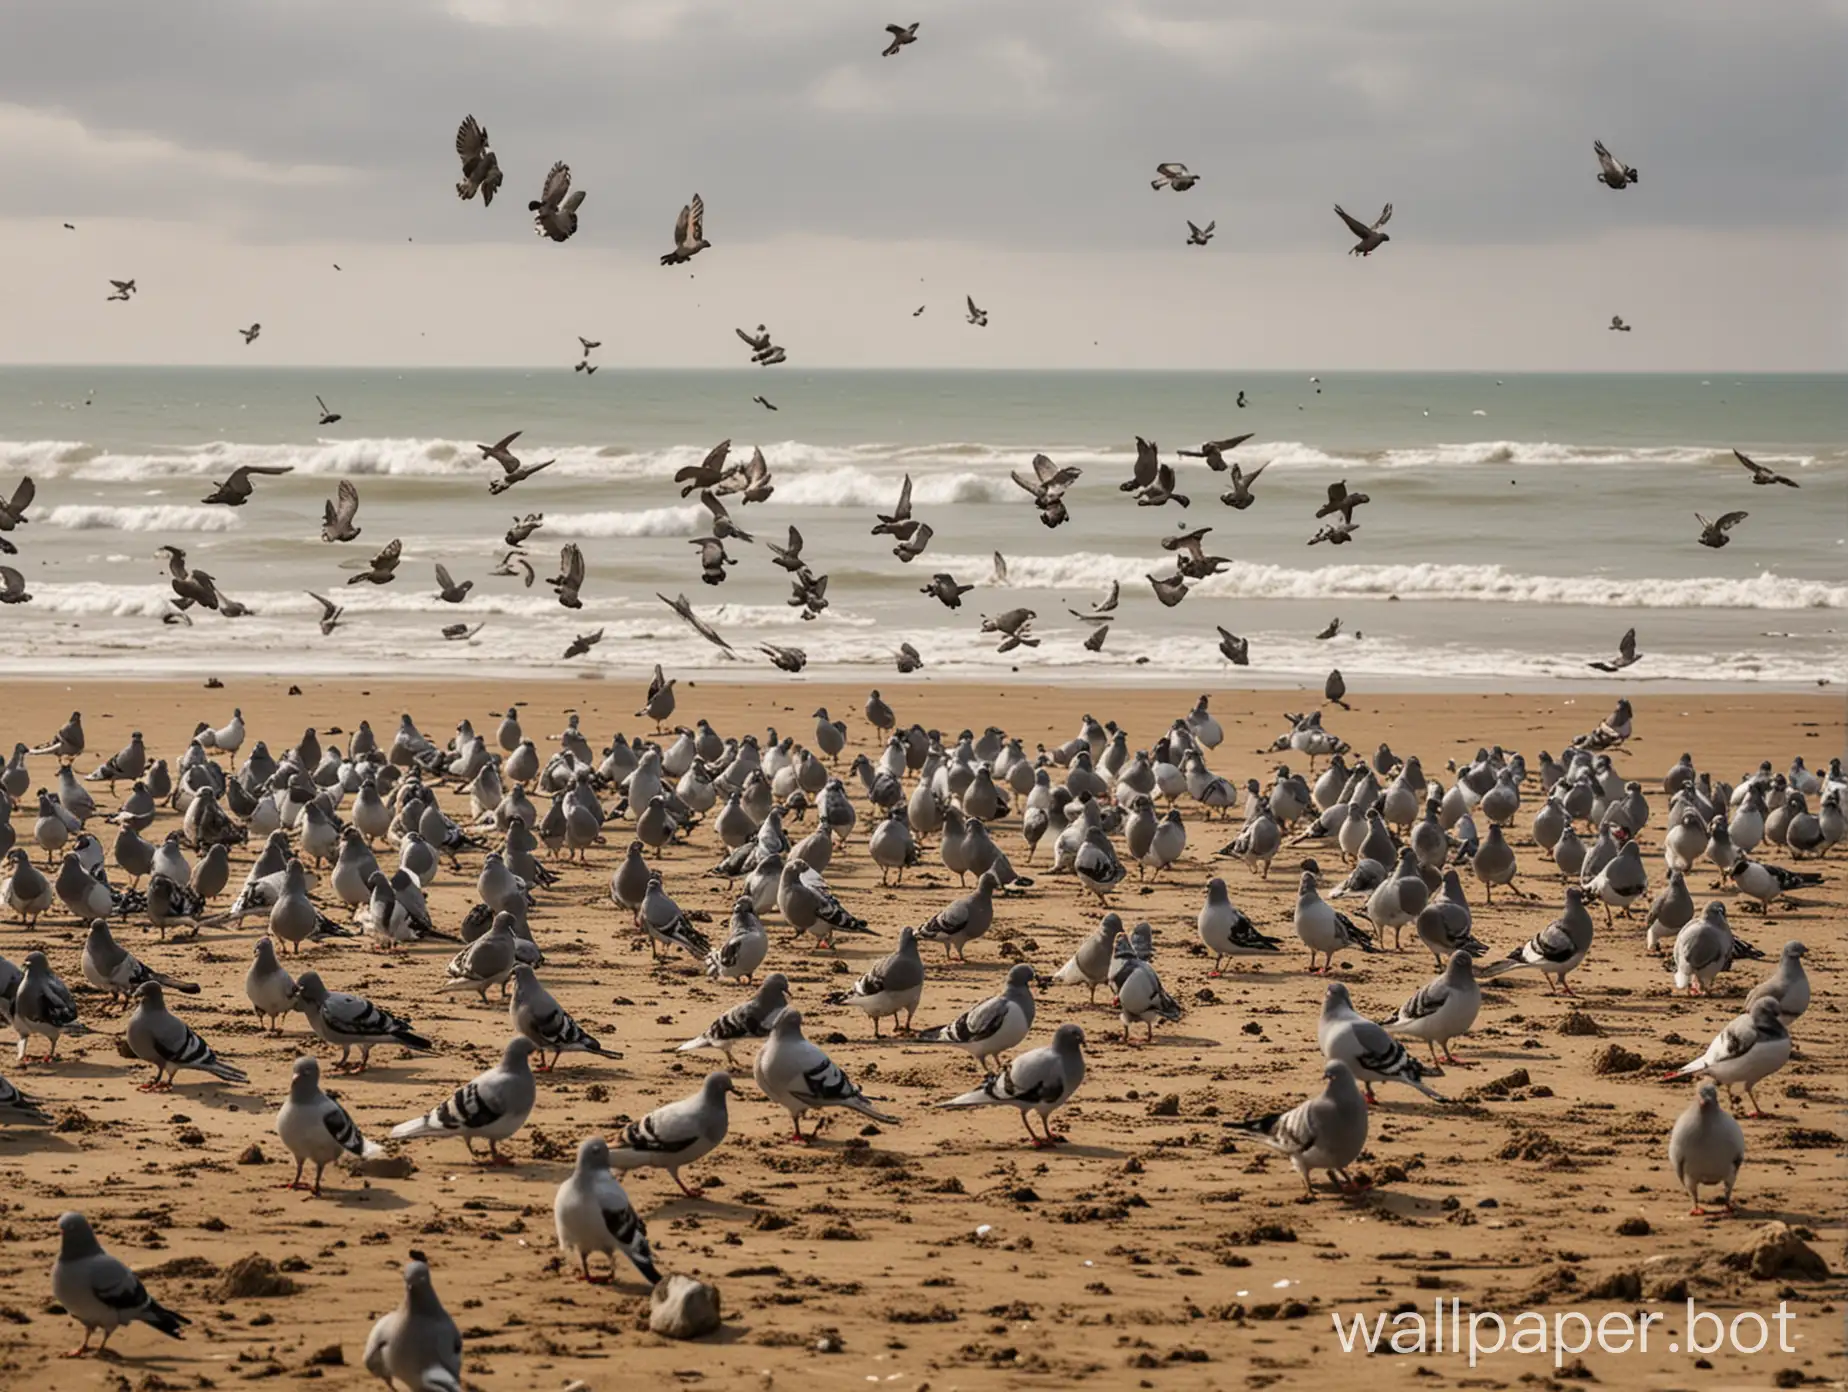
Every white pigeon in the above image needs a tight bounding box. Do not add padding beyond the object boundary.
[275,1055,384,1195]
[364,1260,463,1392]
[753,1009,898,1141]
[1661,998,1791,1117]
[553,1137,661,1286]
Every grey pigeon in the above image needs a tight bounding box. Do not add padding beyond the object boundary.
[275,1055,383,1195]
[390,1035,538,1164]
[1667,1083,1745,1215]
[509,963,617,1070]
[1231,1061,1370,1197]
[1318,981,1445,1103]
[554,1137,660,1286]
[82,918,198,1004]
[364,1261,462,1392]
[753,1009,898,1141]
[914,962,1036,1070]
[608,1071,738,1197]
[293,970,431,1072]
[938,1022,1086,1147]
[51,1211,189,1354]
[676,973,789,1066]
[826,926,926,1036]
[125,981,248,1090]
[13,950,87,1061]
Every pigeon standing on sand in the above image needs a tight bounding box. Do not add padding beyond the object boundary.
[1053,915,1119,1003]
[753,1009,898,1142]
[13,950,87,1061]
[124,982,248,1090]
[1661,999,1791,1116]
[938,1022,1086,1147]
[676,973,790,1065]
[608,1071,738,1197]
[1382,951,1481,1065]
[390,1035,539,1164]
[1231,1061,1370,1198]
[364,1261,462,1392]
[81,919,195,1004]
[244,937,298,1031]
[914,962,1037,1071]
[509,964,616,1070]
[1197,878,1281,973]
[275,1055,384,1195]
[50,1212,189,1355]
[826,926,926,1036]
[1318,982,1446,1102]
[554,1138,661,1286]
[1292,871,1375,974]
[292,970,432,1072]
[1478,887,1596,994]
[1667,1082,1745,1215]
[1744,941,1809,1023]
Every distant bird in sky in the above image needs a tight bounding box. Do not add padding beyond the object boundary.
[1186,220,1215,246]
[1236,391,1247,408]
[1609,315,1632,332]
[315,395,341,425]
[307,591,344,635]
[531,162,585,242]
[882,22,919,56]
[661,194,709,265]
[62,222,75,230]
[239,323,261,345]
[913,305,925,317]
[105,279,136,301]
[563,629,603,659]
[1315,481,1370,525]
[966,295,988,327]
[1588,628,1642,672]
[753,396,778,411]
[1151,162,1199,191]
[1733,449,1799,489]
[1334,203,1392,256]
[202,465,291,507]
[455,115,503,205]
[1593,138,1639,189]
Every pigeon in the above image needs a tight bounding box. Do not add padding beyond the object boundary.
[677,972,790,1066]
[1197,877,1282,973]
[1334,202,1392,255]
[563,628,603,660]
[239,323,261,345]
[292,970,432,1072]
[1216,627,1249,665]
[1319,981,1445,1103]
[550,543,585,608]
[1480,886,1597,993]
[0,565,29,605]
[661,193,708,264]
[348,538,402,585]
[364,1261,462,1392]
[1593,138,1639,189]
[1053,915,1119,1004]
[275,1055,384,1195]
[201,464,292,507]
[531,161,586,241]
[1696,511,1748,548]
[1382,951,1481,1065]
[391,1035,539,1163]
[1744,941,1810,1024]
[306,591,344,635]
[1588,627,1642,672]
[1667,1083,1745,1216]
[106,279,136,301]
[921,572,975,608]
[1314,483,1371,528]
[753,1009,897,1141]
[554,1138,661,1286]
[915,962,1037,1070]
[1291,871,1376,974]
[50,1212,189,1355]
[1186,219,1214,246]
[753,394,777,411]
[1733,449,1799,489]
[509,964,617,1071]
[1661,998,1791,1116]
[609,1071,738,1197]
[1609,315,1632,332]
[938,1022,1086,1147]
[965,294,988,327]
[826,926,926,1036]
[658,591,734,651]
[315,394,342,425]
[1670,901,1761,995]
[321,479,361,542]
[1230,1061,1370,1197]
[82,919,197,1005]
[454,114,503,204]
[1150,162,1199,191]
[882,21,919,55]
[12,950,87,1061]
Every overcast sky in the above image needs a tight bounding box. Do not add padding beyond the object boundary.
[2,0,1843,369]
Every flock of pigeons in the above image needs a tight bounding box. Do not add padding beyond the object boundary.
[0,684,1837,1364]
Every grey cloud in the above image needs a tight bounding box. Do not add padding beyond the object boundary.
[0,0,1842,255]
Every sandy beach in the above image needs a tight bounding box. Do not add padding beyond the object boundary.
[0,678,1840,1391]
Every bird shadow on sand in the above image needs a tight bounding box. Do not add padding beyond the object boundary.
[0,1131,83,1156]
[646,1197,758,1222]
[301,1186,416,1212]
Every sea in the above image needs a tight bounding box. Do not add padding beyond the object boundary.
[1,367,1843,689]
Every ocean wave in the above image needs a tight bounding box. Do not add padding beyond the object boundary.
[546,505,705,538]
[773,467,1013,507]
[43,504,239,533]
[5,435,1834,484]
[946,553,1848,610]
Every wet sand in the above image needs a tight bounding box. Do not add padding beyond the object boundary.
[0,679,1841,1390]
